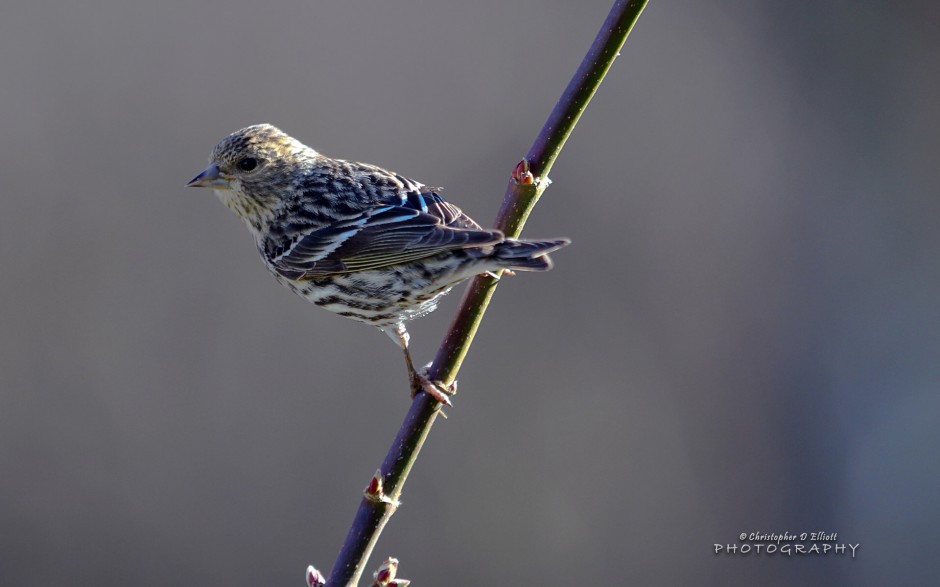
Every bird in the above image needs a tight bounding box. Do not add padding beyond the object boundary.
[187,124,568,405]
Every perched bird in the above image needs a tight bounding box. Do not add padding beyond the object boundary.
[188,124,568,404]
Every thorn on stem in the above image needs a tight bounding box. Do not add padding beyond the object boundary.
[365,469,383,498]
[512,159,536,185]
[306,565,326,587]
[372,557,410,587]
[365,470,400,506]
[374,557,398,584]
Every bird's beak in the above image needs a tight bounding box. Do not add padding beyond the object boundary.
[186,163,232,189]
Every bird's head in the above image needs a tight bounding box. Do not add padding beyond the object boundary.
[187,124,315,234]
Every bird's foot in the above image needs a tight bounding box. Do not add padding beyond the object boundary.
[411,365,457,407]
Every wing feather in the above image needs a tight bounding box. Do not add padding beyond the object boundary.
[271,205,501,279]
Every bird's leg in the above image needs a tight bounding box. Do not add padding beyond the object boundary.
[402,342,456,407]
[389,324,456,406]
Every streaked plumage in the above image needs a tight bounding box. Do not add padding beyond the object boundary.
[188,124,568,403]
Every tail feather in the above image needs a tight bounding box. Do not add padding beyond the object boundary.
[492,238,570,272]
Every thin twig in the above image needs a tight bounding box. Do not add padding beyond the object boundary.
[324,2,649,585]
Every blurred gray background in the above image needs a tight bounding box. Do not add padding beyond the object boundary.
[1,1,937,585]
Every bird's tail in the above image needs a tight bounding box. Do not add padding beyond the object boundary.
[492,238,570,271]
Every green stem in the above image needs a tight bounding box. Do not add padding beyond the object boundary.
[430,0,648,385]
[325,2,648,585]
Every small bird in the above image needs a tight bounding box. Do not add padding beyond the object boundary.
[188,124,568,404]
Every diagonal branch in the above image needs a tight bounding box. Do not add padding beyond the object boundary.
[324,2,649,585]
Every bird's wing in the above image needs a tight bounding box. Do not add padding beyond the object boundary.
[395,186,484,231]
[270,205,502,278]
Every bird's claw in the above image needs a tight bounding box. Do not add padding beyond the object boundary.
[411,365,457,407]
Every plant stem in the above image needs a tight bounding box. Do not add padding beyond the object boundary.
[324,2,648,585]
[431,0,648,384]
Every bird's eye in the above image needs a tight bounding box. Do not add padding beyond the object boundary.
[237,157,259,172]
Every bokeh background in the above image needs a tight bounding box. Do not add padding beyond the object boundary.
[2,1,938,585]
